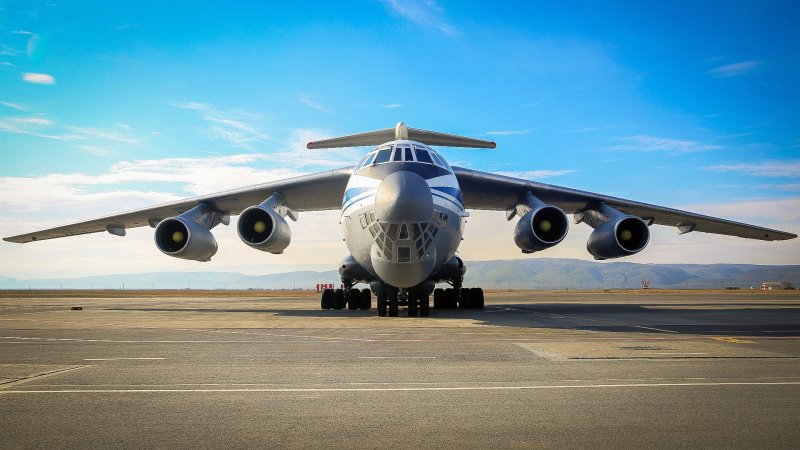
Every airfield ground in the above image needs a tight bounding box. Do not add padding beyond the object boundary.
[1,289,798,448]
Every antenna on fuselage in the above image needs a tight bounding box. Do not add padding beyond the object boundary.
[306,122,496,149]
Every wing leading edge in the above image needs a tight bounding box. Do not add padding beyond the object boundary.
[4,167,354,244]
[454,167,797,241]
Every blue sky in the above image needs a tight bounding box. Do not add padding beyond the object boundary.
[1,1,798,279]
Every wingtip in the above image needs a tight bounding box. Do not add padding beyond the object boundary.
[306,142,313,149]
[489,141,497,149]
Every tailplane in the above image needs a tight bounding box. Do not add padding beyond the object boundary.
[307,122,496,149]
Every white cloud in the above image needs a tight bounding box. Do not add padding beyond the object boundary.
[708,61,761,78]
[381,103,404,109]
[0,102,29,112]
[12,117,53,126]
[22,72,55,85]
[0,118,84,141]
[485,130,529,136]
[171,102,269,148]
[608,135,722,153]
[384,0,458,35]
[495,169,575,179]
[67,126,140,144]
[706,160,800,178]
[298,95,331,113]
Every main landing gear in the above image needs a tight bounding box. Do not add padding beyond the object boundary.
[320,284,484,317]
[320,288,371,311]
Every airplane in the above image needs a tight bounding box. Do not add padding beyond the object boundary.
[4,122,796,317]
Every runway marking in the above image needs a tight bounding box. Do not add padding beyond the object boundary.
[0,365,88,389]
[714,337,756,344]
[83,358,166,361]
[358,356,437,359]
[2,381,799,394]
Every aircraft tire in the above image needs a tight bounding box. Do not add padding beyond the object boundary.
[474,288,485,309]
[389,292,399,317]
[459,288,473,309]
[433,288,444,309]
[377,291,387,317]
[408,291,418,317]
[359,289,371,310]
[420,293,430,317]
[347,288,359,310]
[445,288,457,309]
[321,289,334,309]
[333,289,344,310]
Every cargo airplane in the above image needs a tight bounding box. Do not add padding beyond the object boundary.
[5,123,796,316]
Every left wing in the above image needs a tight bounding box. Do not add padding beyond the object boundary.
[454,167,796,241]
[4,167,353,244]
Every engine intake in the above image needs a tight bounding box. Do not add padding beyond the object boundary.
[238,206,291,254]
[514,206,569,253]
[154,217,218,261]
[587,216,649,260]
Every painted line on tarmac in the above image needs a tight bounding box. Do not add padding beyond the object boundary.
[358,356,437,359]
[2,381,799,394]
[83,358,166,361]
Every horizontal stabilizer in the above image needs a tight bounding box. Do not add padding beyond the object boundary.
[307,122,496,149]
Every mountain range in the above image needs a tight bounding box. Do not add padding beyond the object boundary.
[1,258,798,290]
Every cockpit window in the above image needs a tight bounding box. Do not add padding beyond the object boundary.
[359,152,377,169]
[404,147,414,162]
[374,148,392,164]
[415,148,433,164]
[391,146,403,162]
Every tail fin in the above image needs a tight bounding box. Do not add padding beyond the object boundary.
[307,122,496,149]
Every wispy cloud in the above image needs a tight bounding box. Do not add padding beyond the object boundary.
[12,117,53,126]
[77,145,114,157]
[608,135,722,153]
[381,103,403,109]
[495,169,576,179]
[172,102,269,148]
[22,72,55,85]
[0,118,83,141]
[0,101,28,111]
[67,126,140,144]
[298,96,331,113]
[485,130,530,136]
[707,60,761,78]
[384,0,458,35]
[706,160,800,178]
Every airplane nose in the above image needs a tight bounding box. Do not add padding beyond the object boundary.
[374,170,433,223]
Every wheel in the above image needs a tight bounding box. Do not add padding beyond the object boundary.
[347,288,359,310]
[419,292,430,317]
[474,287,484,310]
[333,289,344,310]
[359,289,371,310]
[459,288,473,309]
[321,289,334,309]
[377,291,387,317]
[444,288,458,309]
[433,288,444,309]
[389,291,399,317]
[408,291,418,317]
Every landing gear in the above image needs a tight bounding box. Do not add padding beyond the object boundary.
[388,289,399,317]
[432,287,484,310]
[359,289,371,310]
[377,290,388,317]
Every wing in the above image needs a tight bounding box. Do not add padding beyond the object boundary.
[453,167,796,241]
[4,167,353,244]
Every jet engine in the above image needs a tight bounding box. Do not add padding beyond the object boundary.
[586,215,650,260]
[154,217,218,261]
[238,202,291,254]
[514,205,569,253]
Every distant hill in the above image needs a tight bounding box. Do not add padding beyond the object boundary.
[1,258,797,290]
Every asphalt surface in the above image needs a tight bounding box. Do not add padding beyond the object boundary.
[1,290,799,448]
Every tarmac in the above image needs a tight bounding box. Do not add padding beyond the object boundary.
[1,289,799,448]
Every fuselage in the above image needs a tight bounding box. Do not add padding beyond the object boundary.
[340,140,465,288]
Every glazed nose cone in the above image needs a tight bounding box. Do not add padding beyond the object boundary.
[374,171,433,223]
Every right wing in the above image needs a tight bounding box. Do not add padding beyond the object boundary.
[4,167,353,244]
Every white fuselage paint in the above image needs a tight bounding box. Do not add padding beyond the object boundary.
[339,140,465,288]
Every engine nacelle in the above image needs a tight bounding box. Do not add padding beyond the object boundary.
[238,205,291,254]
[587,216,650,260]
[154,217,218,261]
[514,206,569,253]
